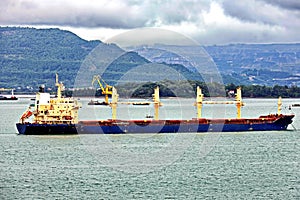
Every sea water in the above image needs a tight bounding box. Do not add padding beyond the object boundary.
[0,98,299,199]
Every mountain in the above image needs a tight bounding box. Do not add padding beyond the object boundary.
[131,44,300,86]
[1,27,300,91]
[100,52,203,85]
[130,46,197,72]
[0,27,202,91]
[205,44,300,85]
[0,27,100,89]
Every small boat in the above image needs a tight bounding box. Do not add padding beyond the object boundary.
[0,89,18,100]
[145,114,154,118]
[88,100,109,105]
[292,104,300,107]
[0,95,18,100]
[132,102,150,106]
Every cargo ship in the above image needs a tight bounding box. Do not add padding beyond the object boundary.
[16,74,295,135]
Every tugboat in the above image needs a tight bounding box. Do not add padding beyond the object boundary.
[16,75,295,135]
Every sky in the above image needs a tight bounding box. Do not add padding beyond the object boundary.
[1,0,300,45]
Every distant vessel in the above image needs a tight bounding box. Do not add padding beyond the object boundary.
[132,102,150,106]
[0,95,18,100]
[87,100,109,105]
[16,74,295,135]
[0,89,18,100]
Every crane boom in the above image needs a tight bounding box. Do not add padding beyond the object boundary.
[92,75,113,104]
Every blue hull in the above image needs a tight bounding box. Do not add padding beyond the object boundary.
[76,123,289,134]
[16,115,294,135]
[16,123,77,135]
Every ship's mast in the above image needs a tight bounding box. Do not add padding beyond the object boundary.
[235,87,243,119]
[277,96,282,115]
[153,86,161,120]
[55,73,63,99]
[195,86,204,119]
[110,87,118,120]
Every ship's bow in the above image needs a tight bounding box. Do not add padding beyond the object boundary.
[16,123,27,135]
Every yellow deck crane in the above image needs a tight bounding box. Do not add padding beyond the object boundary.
[92,75,113,105]
[195,86,245,119]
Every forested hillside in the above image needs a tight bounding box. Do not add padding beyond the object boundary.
[1,27,300,94]
[0,27,202,91]
[0,27,100,89]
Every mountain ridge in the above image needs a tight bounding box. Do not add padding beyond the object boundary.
[1,27,299,91]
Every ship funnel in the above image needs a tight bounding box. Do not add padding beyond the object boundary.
[39,85,45,93]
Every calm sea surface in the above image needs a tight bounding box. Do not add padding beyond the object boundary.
[0,98,299,199]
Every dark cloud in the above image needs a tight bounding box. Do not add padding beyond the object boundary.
[0,0,210,29]
[0,0,299,44]
[260,0,300,11]
[222,0,300,29]
[222,0,281,25]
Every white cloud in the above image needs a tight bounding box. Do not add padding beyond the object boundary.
[1,0,299,44]
[0,0,147,28]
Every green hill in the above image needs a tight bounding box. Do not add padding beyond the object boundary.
[0,27,100,89]
[1,27,299,93]
[0,27,202,91]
